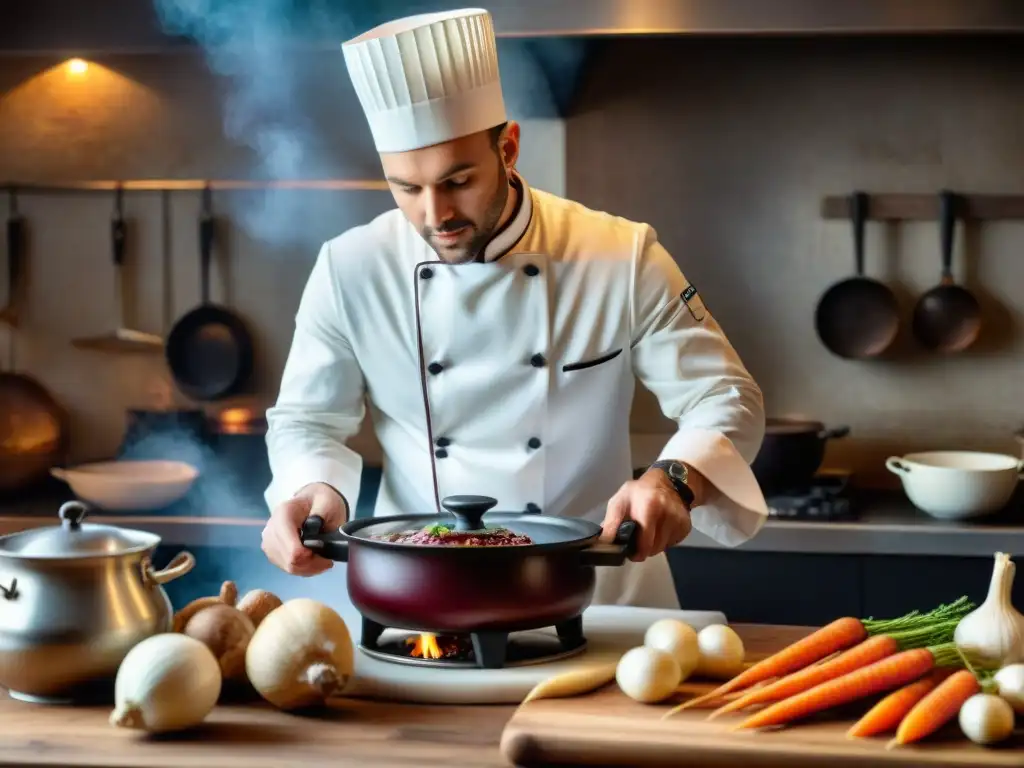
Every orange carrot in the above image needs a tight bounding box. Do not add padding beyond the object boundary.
[672,617,867,711]
[846,670,948,738]
[671,597,973,712]
[707,635,900,720]
[733,643,962,731]
[888,669,980,747]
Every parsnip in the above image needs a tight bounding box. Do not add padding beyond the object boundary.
[522,661,620,703]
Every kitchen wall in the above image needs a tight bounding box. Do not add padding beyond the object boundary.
[0,51,566,466]
[4,34,1024,491]
[569,35,1024,487]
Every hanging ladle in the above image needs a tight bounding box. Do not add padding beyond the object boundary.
[71,184,163,354]
[911,190,981,353]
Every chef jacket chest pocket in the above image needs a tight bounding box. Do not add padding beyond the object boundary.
[561,347,623,373]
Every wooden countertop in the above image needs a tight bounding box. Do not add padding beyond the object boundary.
[0,623,810,768]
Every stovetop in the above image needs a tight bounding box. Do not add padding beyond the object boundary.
[358,614,588,670]
[764,473,857,521]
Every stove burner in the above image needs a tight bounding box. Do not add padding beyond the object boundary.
[766,473,857,521]
[358,615,587,669]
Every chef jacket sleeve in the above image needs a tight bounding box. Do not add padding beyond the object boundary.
[263,242,365,516]
[630,227,768,547]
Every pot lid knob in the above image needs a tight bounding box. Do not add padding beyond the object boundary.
[441,495,497,532]
[58,501,88,530]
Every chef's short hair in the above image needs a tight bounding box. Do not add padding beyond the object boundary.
[489,122,508,147]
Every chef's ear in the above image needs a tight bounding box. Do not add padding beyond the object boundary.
[496,120,520,170]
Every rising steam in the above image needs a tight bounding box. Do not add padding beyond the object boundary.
[150,0,571,248]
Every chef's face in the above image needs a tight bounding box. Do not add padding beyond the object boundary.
[380,122,520,263]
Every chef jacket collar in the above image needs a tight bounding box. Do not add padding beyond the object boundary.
[477,170,532,263]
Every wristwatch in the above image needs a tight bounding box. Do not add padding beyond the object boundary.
[649,460,695,507]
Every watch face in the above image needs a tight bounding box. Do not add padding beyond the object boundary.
[668,462,686,482]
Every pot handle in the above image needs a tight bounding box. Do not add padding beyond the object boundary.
[144,551,196,585]
[0,578,17,601]
[819,425,851,440]
[300,515,349,563]
[578,521,639,567]
[886,457,910,474]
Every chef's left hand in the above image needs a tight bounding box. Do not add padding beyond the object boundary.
[600,467,700,562]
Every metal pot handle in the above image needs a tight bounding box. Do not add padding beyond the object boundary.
[578,521,639,567]
[143,551,196,585]
[300,515,349,562]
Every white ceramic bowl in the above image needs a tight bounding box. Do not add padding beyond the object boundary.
[886,451,1023,520]
[50,460,200,511]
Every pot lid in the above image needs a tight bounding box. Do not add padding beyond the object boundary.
[344,495,603,548]
[0,501,159,558]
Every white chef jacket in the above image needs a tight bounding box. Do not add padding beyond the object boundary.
[265,172,769,609]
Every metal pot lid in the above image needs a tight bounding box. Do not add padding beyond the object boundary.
[0,501,159,558]
[344,495,603,548]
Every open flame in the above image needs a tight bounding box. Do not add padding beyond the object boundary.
[217,406,256,434]
[406,633,444,659]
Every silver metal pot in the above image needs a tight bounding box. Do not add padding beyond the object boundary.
[0,500,195,703]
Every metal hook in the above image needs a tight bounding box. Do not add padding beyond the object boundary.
[201,183,212,215]
[113,183,124,218]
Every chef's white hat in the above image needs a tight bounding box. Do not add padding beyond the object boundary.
[342,8,507,153]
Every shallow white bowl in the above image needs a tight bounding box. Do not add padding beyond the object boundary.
[51,460,200,511]
[886,451,1023,521]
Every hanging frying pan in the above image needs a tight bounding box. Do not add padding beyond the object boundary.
[814,191,900,359]
[911,190,981,353]
[0,189,68,494]
[165,185,254,401]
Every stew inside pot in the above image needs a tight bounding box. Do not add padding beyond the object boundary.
[370,524,534,547]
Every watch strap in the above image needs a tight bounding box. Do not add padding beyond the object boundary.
[649,460,695,507]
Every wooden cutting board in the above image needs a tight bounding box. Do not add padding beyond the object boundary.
[501,684,1024,767]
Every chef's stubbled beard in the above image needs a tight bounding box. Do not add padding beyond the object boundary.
[423,157,510,264]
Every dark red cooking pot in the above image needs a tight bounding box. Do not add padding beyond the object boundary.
[300,495,638,635]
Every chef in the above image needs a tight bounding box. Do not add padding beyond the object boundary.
[260,8,769,609]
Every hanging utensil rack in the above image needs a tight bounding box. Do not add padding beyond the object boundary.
[821,194,1024,221]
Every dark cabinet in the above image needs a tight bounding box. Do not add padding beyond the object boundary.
[668,548,862,626]
[861,554,1017,619]
[669,549,1013,626]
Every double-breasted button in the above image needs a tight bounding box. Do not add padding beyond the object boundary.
[525,503,542,514]
[420,267,434,279]
[523,264,540,277]
[527,437,542,450]
[530,353,546,368]
[427,361,444,375]
[434,448,448,459]
[435,437,451,448]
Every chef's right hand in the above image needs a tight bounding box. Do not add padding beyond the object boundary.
[261,482,348,577]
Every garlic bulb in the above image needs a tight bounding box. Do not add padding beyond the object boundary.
[695,624,746,680]
[958,693,1016,745]
[644,619,700,680]
[993,663,1024,715]
[616,646,682,703]
[954,552,1024,667]
[245,598,354,710]
[110,633,222,733]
